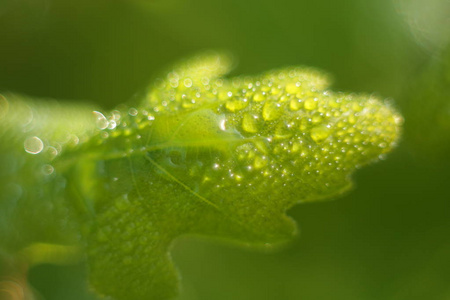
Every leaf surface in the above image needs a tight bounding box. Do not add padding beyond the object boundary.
[77,53,402,300]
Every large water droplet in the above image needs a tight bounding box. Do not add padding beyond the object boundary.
[242,112,259,133]
[253,155,268,169]
[24,136,44,154]
[262,102,282,121]
[42,164,54,175]
[304,98,318,110]
[310,125,331,143]
[128,107,138,116]
[226,98,248,112]
[289,99,302,111]
[93,111,108,130]
[253,92,265,102]
[184,78,193,88]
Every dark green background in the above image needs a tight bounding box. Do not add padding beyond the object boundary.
[1,0,449,299]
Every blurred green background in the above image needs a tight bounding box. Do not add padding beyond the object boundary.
[1,0,450,299]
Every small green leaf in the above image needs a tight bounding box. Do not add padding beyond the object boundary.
[77,52,402,300]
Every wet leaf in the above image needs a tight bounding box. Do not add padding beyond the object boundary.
[0,52,402,300]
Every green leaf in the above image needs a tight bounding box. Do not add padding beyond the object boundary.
[79,53,402,299]
[0,52,402,300]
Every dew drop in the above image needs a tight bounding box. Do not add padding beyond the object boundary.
[311,114,323,124]
[275,122,292,138]
[242,113,259,133]
[42,164,54,175]
[262,102,282,121]
[291,141,302,153]
[128,107,138,116]
[170,79,179,88]
[253,92,265,102]
[112,110,121,121]
[304,98,318,110]
[184,78,193,88]
[24,136,44,154]
[254,155,268,169]
[289,99,302,111]
[300,118,309,131]
[310,125,331,143]
[201,77,210,86]
[219,119,227,131]
[93,111,108,130]
[108,120,117,129]
[46,146,58,159]
[226,99,248,112]
[348,114,356,124]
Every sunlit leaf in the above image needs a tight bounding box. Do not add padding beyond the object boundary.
[0,52,402,300]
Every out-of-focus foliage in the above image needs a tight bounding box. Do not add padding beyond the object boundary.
[403,47,450,161]
[1,0,450,299]
[394,0,450,52]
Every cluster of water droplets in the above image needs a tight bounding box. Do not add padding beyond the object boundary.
[0,95,95,181]
[137,65,402,201]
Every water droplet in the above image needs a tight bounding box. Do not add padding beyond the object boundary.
[348,114,356,124]
[42,164,54,175]
[310,125,331,143]
[219,119,227,131]
[225,99,248,112]
[351,102,363,112]
[201,77,210,86]
[184,78,193,88]
[112,110,121,120]
[289,99,302,111]
[170,79,179,88]
[128,107,138,116]
[108,120,117,129]
[275,122,292,138]
[253,92,265,102]
[242,113,259,133]
[24,136,44,154]
[254,155,268,169]
[311,114,323,124]
[291,141,302,153]
[93,111,108,130]
[304,98,317,110]
[262,102,282,121]
[300,118,309,131]
[46,146,58,159]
